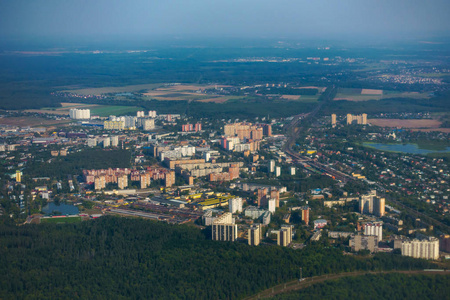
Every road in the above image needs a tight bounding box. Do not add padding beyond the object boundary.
[282,86,354,183]
[245,269,450,299]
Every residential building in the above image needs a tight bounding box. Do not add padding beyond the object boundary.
[69,108,90,119]
[350,234,378,253]
[248,224,261,246]
[331,114,337,127]
[277,225,293,247]
[364,222,383,241]
[212,213,237,242]
[346,113,367,125]
[229,197,243,214]
[301,206,310,225]
[401,237,439,260]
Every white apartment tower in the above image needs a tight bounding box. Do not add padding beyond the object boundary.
[212,213,237,242]
[229,197,243,214]
[401,237,439,260]
[364,222,383,241]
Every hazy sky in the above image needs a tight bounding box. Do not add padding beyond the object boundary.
[1,0,449,41]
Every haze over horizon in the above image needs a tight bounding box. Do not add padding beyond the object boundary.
[1,0,450,45]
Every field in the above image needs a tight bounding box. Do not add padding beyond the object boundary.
[89,105,141,116]
[368,118,441,129]
[0,116,70,127]
[40,216,82,224]
[334,88,430,101]
[61,84,163,95]
[26,103,142,117]
[143,84,232,102]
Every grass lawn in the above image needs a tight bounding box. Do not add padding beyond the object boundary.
[89,105,141,117]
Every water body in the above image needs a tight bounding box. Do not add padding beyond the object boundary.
[42,203,79,215]
[363,142,450,155]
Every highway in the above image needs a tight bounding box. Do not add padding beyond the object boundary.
[282,86,354,183]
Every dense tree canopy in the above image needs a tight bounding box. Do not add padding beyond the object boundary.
[0,217,438,299]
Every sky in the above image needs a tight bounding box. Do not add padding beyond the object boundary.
[0,0,449,42]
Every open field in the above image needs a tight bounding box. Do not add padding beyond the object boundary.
[62,83,232,97]
[410,128,450,133]
[0,116,71,127]
[143,84,232,102]
[89,105,141,116]
[26,103,141,117]
[334,88,430,101]
[361,89,383,95]
[281,95,300,100]
[368,118,441,128]
[62,84,163,95]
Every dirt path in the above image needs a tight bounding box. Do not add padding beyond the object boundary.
[245,270,449,299]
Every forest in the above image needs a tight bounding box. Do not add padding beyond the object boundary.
[0,216,438,299]
[274,273,450,300]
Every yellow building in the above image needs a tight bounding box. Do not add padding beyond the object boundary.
[104,120,125,130]
[16,170,22,183]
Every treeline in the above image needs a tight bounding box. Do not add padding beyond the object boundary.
[0,216,437,299]
[25,149,131,180]
[322,94,450,116]
[275,273,450,300]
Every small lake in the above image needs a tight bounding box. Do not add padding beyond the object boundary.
[42,203,79,215]
[363,142,450,155]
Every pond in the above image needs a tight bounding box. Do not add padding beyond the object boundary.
[42,202,79,215]
[363,142,450,155]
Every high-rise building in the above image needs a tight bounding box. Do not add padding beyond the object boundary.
[346,113,367,125]
[364,222,383,241]
[165,171,175,187]
[275,166,281,177]
[142,119,155,131]
[439,235,450,253]
[94,176,106,190]
[301,207,310,225]
[229,163,240,180]
[137,111,145,117]
[401,237,439,260]
[351,234,378,253]
[69,108,90,119]
[268,160,275,173]
[102,137,110,148]
[111,136,119,147]
[229,197,243,214]
[87,138,97,147]
[104,120,125,130]
[277,225,293,247]
[118,174,128,189]
[248,224,261,246]
[290,166,296,176]
[15,170,21,183]
[331,114,337,127]
[373,196,385,217]
[262,124,272,136]
[360,190,385,217]
[268,198,276,213]
[212,213,237,242]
